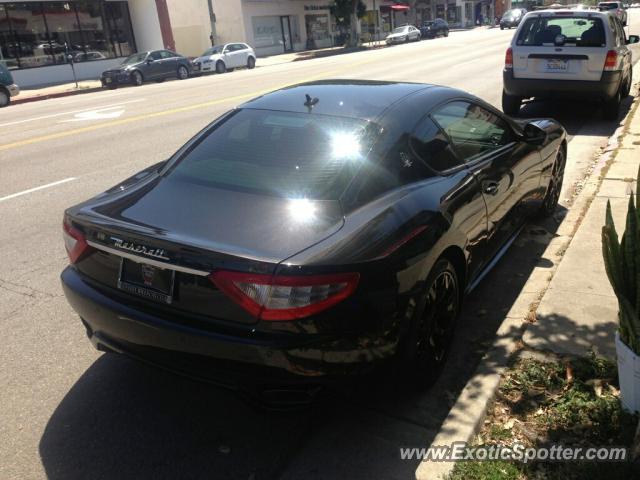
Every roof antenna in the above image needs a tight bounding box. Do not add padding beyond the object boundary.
[304,94,319,112]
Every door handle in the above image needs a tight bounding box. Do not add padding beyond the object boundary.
[483,182,499,195]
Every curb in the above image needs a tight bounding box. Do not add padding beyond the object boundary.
[415,69,640,480]
[11,86,103,105]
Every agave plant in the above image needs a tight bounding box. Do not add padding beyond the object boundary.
[602,165,640,355]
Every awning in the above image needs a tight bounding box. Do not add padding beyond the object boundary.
[390,4,410,11]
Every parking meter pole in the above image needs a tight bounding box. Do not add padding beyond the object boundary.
[65,43,78,89]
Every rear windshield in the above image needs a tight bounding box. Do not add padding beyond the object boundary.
[165,109,373,200]
[516,16,605,46]
[598,3,619,9]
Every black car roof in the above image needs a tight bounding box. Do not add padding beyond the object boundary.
[239,80,436,122]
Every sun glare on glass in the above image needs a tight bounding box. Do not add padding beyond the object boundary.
[288,198,317,223]
[331,132,361,160]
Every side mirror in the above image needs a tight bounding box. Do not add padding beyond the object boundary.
[523,122,547,146]
[628,35,639,45]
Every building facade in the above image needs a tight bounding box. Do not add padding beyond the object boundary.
[1,0,512,88]
[0,0,212,87]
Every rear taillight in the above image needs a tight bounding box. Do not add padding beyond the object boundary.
[505,47,513,69]
[63,218,90,264]
[604,50,618,71]
[210,271,360,321]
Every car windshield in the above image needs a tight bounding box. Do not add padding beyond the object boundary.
[598,2,619,9]
[393,27,409,33]
[121,52,147,65]
[165,109,374,200]
[516,16,605,46]
[202,45,224,55]
[503,9,519,17]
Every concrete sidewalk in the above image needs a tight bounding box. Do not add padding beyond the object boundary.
[523,96,640,360]
[11,80,103,104]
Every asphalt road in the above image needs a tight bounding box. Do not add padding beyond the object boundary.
[1,19,639,480]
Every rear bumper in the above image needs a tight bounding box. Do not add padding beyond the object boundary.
[61,267,395,388]
[503,69,622,100]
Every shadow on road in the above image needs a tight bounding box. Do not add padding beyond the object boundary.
[518,94,635,140]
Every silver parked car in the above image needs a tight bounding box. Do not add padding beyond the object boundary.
[386,25,422,44]
[192,43,256,74]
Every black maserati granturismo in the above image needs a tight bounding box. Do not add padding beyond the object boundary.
[61,80,566,399]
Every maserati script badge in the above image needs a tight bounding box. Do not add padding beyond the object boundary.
[111,237,170,261]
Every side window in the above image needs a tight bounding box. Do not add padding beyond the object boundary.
[149,51,162,61]
[160,50,174,59]
[410,117,462,172]
[431,101,514,160]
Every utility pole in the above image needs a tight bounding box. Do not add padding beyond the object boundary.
[207,0,217,46]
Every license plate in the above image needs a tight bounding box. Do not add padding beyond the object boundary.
[546,59,568,71]
[118,258,175,304]
[193,65,200,71]
[105,77,112,83]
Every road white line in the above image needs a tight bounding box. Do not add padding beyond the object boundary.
[0,98,145,128]
[0,177,77,203]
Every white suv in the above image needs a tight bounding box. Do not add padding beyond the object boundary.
[502,9,638,119]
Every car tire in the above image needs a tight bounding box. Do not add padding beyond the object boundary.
[398,258,460,391]
[247,56,256,69]
[603,88,622,120]
[500,25,504,30]
[0,88,9,108]
[502,90,522,115]
[444,30,449,37]
[177,65,189,80]
[538,148,566,218]
[215,60,226,74]
[131,70,143,86]
[622,70,632,98]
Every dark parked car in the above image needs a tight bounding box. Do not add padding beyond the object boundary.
[420,18,450,38]
[500,8,525,29]
[61,80,566,403]
[101,50,192,89]
[0,62,19,107]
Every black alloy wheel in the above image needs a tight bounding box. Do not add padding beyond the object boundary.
[401,258,460,390]
[177,65,189,80]
[539,148,565,217]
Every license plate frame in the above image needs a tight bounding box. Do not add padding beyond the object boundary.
[546,59,568,71]
[105,77,112,83]
[117,258,175,304]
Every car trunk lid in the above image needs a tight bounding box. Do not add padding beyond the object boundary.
[69,175,345,325]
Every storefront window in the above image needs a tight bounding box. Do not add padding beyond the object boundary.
[305,13,330,48]
[104,2,134,57]
[0,1,135,69]
[252,16,282,49]
[447,3,457,23]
